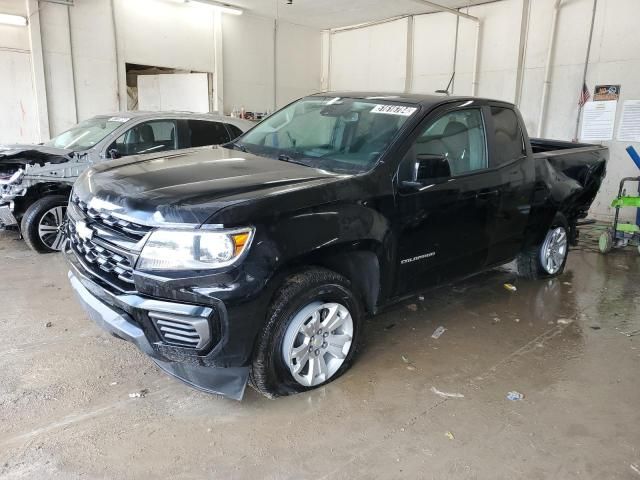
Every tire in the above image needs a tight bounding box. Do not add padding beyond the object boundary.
[517,214,569,280]
[598,229,614,254]
[250,267,363,398]
[21,195,69,253]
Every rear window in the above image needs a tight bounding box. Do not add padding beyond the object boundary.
[490,107,525,165]
[188,120,231,147]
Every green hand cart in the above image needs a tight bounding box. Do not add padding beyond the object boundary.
[598,176,640,255]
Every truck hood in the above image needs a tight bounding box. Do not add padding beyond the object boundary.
[74,146,346,226]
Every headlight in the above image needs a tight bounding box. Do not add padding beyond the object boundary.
[137,227,254,271]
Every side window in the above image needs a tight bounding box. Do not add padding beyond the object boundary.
[490,107,525,165]
[109,120,176,157]
[187,120,231,147]
[226,123,244,140]
[399,108,488,180]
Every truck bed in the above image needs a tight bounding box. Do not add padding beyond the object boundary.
[530,138,599,154]
[530,138,608,221]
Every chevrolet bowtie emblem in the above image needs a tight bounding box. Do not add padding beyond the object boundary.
[76,220,93,241]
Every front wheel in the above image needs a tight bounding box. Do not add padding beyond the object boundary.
[250,268,362,398]
[517,215,569,279]
[21,195,69,253]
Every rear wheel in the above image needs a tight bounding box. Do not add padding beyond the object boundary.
[21,195,68,253]
[250,268,362,398]
[517,215,569,279]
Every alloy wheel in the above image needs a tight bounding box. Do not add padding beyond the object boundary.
[540,226,568,274]
[282,301,354,387]
[38,205,67,251]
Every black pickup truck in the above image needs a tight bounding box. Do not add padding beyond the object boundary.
[64,93,607,400]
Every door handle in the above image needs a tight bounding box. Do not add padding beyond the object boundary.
[476,190,499,198]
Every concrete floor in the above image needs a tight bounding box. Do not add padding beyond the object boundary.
[0,228,639,480]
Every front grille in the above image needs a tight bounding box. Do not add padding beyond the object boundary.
[68,221,135,287]
[149,311,211,350]
[73,196,151,241]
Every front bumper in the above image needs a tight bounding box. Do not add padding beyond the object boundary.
[68,268,250,400]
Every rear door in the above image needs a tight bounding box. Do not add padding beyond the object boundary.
[185,119,232,148]
[394,101,501,294]
[485,105,536,265]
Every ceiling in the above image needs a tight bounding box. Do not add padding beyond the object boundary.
[224,0,495,29]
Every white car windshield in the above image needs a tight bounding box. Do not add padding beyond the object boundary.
[236,96,418,174]
[45,117,129,151]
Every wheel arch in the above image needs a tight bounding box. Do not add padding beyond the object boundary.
[13,182,73,219]
[268,241,383,315]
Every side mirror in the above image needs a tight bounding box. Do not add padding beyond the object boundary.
[414,154,451,181]
[108,148,121,160]
[401,154,451,189]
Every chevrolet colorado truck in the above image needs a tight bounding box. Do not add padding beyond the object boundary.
[64,93,607,400]
[0,112,251,253]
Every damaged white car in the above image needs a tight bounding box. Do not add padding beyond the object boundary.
[0,112,251,252]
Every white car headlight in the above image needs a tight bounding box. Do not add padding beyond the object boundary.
[137,227,254,271]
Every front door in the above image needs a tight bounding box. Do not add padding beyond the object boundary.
[393,102,501,295]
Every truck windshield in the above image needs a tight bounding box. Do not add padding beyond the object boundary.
[45,117,129,151]
[237,97,418,173]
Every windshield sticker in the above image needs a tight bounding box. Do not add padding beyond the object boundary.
[370,105,417,116]
[108,116,130,123]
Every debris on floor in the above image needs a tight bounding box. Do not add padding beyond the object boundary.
[492,317,501,324]
[384,323,396,331]
[514,318,521,323]
[590,326,601,330]
[406,304,418,312]
[402,355,417,371]
[431,326,446,339]
[418,295,425,301]
[503,283,517,292]
[430,386,464,399]
[563,281,572,286]
[557,318,573,325]
[129,389,149,398]
[506,391,525,401]
[45,321,53,328]
[631,464,640,476]
[445,431,455,440]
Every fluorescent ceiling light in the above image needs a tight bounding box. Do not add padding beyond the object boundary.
[191,0,243,14]
[163,0,243,14]
[0,13,28,26]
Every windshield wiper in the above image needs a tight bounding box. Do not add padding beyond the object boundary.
[277,153,313,167]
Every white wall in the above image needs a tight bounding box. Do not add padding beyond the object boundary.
[222,13,275,114]
[68,0,119,120]
[276,21,321,107]
[0,0,39,143]
[412,13,457,94]
[222,14,321,114]
[39,2,76,136]
[114,0,216,73]
[326,0,640,221]
[330,18,408,92]
[4,1,323,134]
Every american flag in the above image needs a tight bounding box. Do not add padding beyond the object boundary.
[578,83,591,108]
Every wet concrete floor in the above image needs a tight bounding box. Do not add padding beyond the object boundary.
[0,228,639,479]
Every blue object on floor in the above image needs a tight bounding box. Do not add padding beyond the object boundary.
[625,146,640,225]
